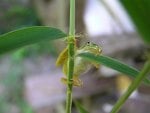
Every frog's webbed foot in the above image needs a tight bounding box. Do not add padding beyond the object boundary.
[73,78,83,87]
[61,77,83,87]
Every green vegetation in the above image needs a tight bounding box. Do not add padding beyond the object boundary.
[0,0,150,113]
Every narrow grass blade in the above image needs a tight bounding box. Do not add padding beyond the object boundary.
[79,53,150,85]
[111,60,150,113]
[0,26,67,54]
[74,101,89,113]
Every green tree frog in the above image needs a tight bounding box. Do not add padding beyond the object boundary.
[56,42,102,87]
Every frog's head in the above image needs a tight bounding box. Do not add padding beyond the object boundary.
[81,42,102,55]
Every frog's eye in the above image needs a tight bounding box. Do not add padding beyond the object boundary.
[86,42,91,45]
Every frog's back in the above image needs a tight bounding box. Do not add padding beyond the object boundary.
[56,47,68,66]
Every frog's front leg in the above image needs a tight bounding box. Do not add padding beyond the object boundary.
[92,62,100,69]
[61,76,83,87]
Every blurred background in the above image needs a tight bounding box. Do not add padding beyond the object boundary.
[0,0,150,113]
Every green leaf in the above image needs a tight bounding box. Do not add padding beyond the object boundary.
[120,0,150,44]
[74,101,89,113]
[79,53,150,85]
[0,26,67,54]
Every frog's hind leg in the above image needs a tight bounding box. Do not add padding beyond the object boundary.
[61,77,68,85]
[73,76,83,87]
[61,76,83,87]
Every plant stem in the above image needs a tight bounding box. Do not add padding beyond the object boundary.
[66,0,75,113]
[111,59,150,113]
[69,0,75,35]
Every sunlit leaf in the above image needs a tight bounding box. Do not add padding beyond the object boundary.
[0,26,67,54]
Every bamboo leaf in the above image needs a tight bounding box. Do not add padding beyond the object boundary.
[74,101,89,113]
[79,53,150,85]
[120,0,150,44]
[0,26,67,54]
